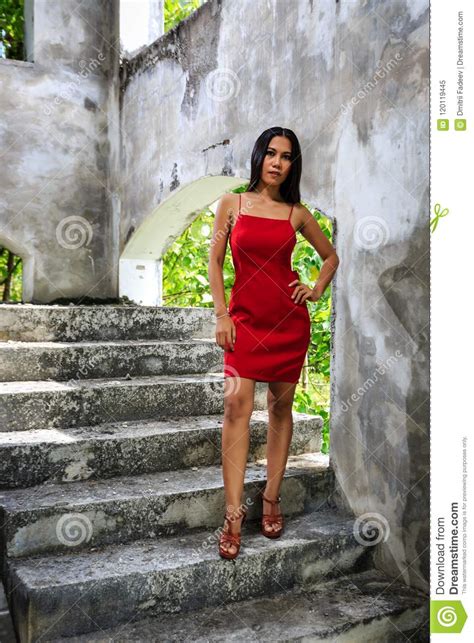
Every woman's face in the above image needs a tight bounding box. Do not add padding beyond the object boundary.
[262,136,292,185]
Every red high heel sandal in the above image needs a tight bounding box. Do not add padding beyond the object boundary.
[261,492,284,539]
[218,507,247,559]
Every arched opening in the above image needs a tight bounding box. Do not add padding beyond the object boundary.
[0,245,22,302]
[119,176,243,306]
[0,233,34,303]
[0,0,34,62]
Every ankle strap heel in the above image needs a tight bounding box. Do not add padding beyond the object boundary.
[261,491,284,539]
[219,507,247,559]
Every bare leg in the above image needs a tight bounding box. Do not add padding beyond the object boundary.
[220,376,255,555]
[263,381,297,533]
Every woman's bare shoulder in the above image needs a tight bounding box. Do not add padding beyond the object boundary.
[219,192,240,208]
[293,202,313,231]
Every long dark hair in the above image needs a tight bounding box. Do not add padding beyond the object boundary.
[246,127,302,204]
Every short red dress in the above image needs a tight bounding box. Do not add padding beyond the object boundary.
[223,193,311,383]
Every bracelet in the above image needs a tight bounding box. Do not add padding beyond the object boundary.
[216,311,229,319]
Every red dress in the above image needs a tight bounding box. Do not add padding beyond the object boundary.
[223,193,311,383]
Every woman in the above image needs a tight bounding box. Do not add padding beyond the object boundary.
[208,126,339,559]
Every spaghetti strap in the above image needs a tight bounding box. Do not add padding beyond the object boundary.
[229,193,240,237]
[288,203,294,220]
[238,193,241,216]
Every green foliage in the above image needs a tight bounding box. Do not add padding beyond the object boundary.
[0,0,24,60]
[162,212,223,306]
[162,188,333,452]
[291,203,332,452]
[164,0,204,33]
[0,247,22,302]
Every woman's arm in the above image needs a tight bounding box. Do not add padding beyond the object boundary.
[208,193,236,350]
[208,193,234,316]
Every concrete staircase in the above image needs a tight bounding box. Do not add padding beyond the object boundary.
[0,304,429,642]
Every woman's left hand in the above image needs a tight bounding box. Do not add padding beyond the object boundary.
[288,279,321,304]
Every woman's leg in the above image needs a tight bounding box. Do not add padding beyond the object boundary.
[263,381,297,533]
[220,376,255,555]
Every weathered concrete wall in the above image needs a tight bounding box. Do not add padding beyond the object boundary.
[0,0,429,592]
[0,0,120,302]
[119,0,429,591]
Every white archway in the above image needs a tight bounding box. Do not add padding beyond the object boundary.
[119,175,245,305]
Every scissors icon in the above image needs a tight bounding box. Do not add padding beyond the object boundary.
[430,203,449,233]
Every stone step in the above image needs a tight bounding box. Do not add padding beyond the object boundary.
[56,569,429,642]
[0,305,215,342]
[0,453,332,559]
[5,508,374,641]
[0,338,222,382]
[0,410,323,488]
[0,373,268,432]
